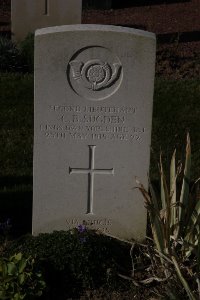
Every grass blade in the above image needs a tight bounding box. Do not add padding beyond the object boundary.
[170,150,177,233]
[160,153,167,210]
[197,235,200,273]
[185,198,200,248]
[178,133,191,238]
[136,179,166,255]
[160,154,170,253]
[172,256,196,300]
[149,183,166,256]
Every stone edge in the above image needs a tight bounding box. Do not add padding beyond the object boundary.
[35,24,156,39]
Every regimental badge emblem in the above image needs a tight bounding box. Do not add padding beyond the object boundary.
[69,59,121,91]
[67,46,123,101]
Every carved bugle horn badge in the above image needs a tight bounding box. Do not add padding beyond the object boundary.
[69,59,122,91]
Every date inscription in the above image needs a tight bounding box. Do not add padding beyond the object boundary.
[40,104,145,143]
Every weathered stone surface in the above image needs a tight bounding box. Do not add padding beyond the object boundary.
[11,0,82,41]
[33,25,156,240]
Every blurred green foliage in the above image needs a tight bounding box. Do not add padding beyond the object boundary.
[0,252,45,300]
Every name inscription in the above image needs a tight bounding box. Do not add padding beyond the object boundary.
[40,104,145,143]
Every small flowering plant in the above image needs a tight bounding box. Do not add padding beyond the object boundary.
[77,224,86,233]
[77,224,87,243]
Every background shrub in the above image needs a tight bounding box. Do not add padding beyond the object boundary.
[19,33,34,73]
[0,37,21,72]
[0,34,34,73]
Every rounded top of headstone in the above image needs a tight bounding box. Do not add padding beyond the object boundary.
[35,24,156,40]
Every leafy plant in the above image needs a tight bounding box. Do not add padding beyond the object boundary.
[138,133,200,257]
[0,252,46,300]
[137,134,200,299]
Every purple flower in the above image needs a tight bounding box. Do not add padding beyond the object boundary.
[77,224,86,233]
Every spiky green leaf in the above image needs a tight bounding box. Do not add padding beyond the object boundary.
[160,154,171,253]
[178,133,191,238]
[185,197,200,247]
[172,256,196,300]
[149,183,166,255]
[170,150,177,231]
[160,153,167,210]
[197,235,200,272]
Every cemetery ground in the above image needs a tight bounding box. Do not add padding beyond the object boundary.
[0,36,200,299]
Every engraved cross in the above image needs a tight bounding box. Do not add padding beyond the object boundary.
[69,145,114,214]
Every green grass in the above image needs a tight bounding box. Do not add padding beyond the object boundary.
[0,73,200,181]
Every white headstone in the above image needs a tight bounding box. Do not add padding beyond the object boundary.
[33,25,156,241]
[11,0,82,41]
